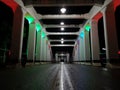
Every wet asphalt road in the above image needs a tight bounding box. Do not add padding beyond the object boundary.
[0,63,120,90]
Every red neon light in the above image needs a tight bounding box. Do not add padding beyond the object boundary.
[113,0,120,11]
[92,12,103,22]
[118,51,120,54]
[1,0,18,13]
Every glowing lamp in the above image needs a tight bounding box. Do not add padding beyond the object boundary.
[41,32,46,38]
[60,22,64,25]
[61,27,64,31]
[36,23,42,32]
[85,25,91,31]
[25,14,35,24]
[60,8,66,13]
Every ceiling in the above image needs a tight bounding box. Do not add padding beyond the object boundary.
[22,0,105,58]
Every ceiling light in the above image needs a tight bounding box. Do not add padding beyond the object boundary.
[61,41,64,44]
[61,38,64,41]
[60,8,66,13]
[61,27,64,31]
[60,22,64,25]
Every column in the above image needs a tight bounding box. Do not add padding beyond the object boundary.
[90,19,100,61]
[36,30,41,61]
[84,30,90,60]
[27,22,36,61]
[55,53,58,62]
[46,44,50,61]
[77,39,80,61]
[10,6,25,62]
[102,5,119,60]
[40,35,44,61]
[79,30,85,61]
[43,38,47,61]
[74,44,79,61]
[66,53,69,62]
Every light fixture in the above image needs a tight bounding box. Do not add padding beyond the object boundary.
[60,8,66,13]
[61,38,64,41]
[61,41,64,44]
[61,27,64,31]
[60,22,64,25]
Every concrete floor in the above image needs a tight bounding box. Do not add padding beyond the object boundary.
[0,63,120,90]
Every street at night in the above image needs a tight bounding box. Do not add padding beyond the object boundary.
[0,63,120,90]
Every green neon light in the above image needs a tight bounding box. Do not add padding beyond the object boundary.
[36,23,42,32]
[41,32,46,38]
[25,14,35,24]
[85,25,91,31]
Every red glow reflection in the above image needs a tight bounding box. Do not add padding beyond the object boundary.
[1,0,18,13]
[92,12,103,22]
[113,0,120,11]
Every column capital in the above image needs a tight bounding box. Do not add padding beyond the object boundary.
[21,8,27,15]
[101,7,107,14]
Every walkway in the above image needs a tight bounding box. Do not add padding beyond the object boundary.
[0,63,120,90]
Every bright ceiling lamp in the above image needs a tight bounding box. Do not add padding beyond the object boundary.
[85,24,91,32]
[61,38,64,41]
[61,27,64,31]
[61,40,64,44]
[25,13,35,24]
[60,7,66,14]
[36,23,42,32]
[60,22,64,25]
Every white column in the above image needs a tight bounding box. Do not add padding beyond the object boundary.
[90,19,100,61]
[74,43,79,61]
[55,53,58,62]
[66,53,69,62]
[77,39,80,61]
[84,30,90,60]
[46,45,50,61]
[44,38,47,61]
[79,30,85,61]
[40,35,44,61]
[36,30,41,61]
[102,6,119,60]
[27,22,36,61]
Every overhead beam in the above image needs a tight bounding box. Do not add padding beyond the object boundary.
[38,14,89,19]
[51,44,74,47]
[43,24,81,28]
[23,0,105,6]
[46,32,79,35]
[49,40,76,42]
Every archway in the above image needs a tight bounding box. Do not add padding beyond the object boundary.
[98,17,106,60]
[0,2,13,65]
[22,19,29,60]
[115,5,120,58]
